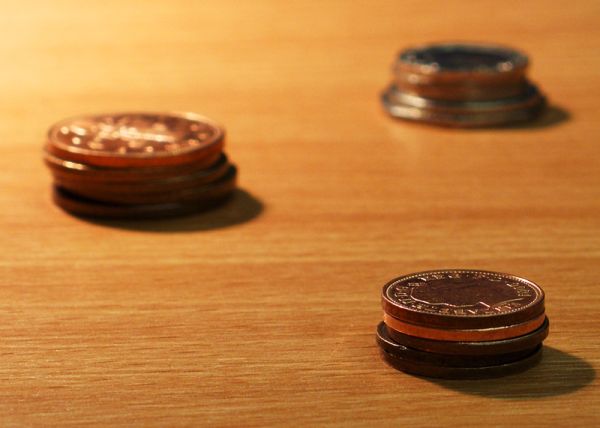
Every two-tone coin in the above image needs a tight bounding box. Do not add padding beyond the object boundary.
[44,112,238,219]
[377,269,549,378]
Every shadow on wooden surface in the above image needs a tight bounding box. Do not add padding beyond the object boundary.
[502,105,571,130]
[431,347,595,399]
[90,189,264,233]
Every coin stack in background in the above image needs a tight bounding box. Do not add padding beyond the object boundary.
[381,43,547,127]
[44,112,237,219]
[377,270,549,379]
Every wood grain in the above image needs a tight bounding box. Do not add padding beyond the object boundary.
[0,1,599,426]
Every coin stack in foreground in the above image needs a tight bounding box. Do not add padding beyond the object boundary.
[381,43,546,127]
[378,270,549,379]
[44,112,237,219]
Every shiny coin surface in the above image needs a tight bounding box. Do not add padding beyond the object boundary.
[376,322,537,368]
[382,270,545,329]
[379,346,542,379]
[385,317,549,356]
[46,112,224,167]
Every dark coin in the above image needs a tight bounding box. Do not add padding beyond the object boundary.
[382,270,545,329]
[381,84,545,127]
[379,346,542,379]
[49,155,232,194]
[376,322,537,368]
[52,180,235,219]
[46,112,225,168]
[383,312,546,342]
[43,151,225,184]
[55,165,237,205]
[385,317,549,356]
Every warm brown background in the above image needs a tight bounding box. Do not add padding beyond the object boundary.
[1,1,599,426]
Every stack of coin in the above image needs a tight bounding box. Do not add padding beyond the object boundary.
[378,270,549,379]
[44,112,237,219]
[381,43,547,127]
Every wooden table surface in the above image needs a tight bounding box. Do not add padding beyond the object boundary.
[1,1,599,426]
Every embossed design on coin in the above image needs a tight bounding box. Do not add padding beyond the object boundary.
[51,113,219,154]
[382,270,545,329]
[47,112,224,167]
[387,270,541,316]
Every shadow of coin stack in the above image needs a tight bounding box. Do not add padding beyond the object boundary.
[44,112,237,219]
[377,270,549,379]
[381,43,546,127]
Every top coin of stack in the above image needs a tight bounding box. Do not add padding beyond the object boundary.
[44,112,237,219]
[377,270,549,379]
[381,43,547,127]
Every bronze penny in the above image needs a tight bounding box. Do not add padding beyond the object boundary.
[52,178,235,219]
[383,312,545,342]
[43,151,225,184]
[382,270,545,329]
[46,112,224,168]
[376,322,539,368]
[385,317,549,356]
[379,346,542,379]
[49,155,232,193]
[56,165,237,205]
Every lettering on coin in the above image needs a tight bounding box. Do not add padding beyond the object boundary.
[386,270,542,317]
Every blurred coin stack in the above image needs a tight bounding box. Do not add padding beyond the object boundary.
[381,43,546,127]
[378,270,549,379]
[44,112,237,219]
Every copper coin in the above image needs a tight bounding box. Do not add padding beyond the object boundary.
[46,112,224,168]
[381,84,545,127]
[385,317,549,356]
[49,155,231,193]
[43,151,224,184]
[376,322,538,368]
[394,43,529,86]
[55,165,237,205]
[52,181,235,219]
[383,312,545,342]
[382,270,545,329]
[379,346,542,379]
